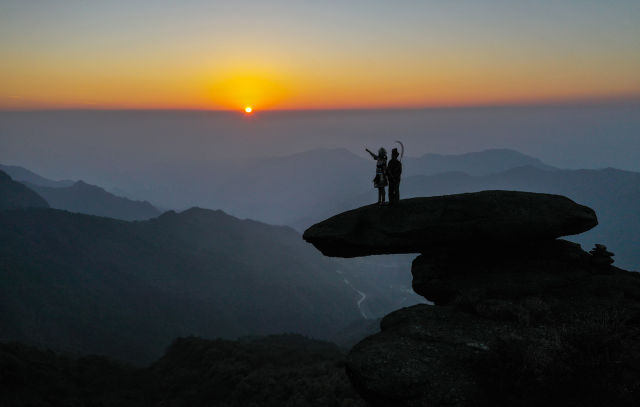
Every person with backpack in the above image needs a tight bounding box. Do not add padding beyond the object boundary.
[387,147,402,204]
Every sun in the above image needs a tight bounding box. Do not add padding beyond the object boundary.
[244,106,252,113]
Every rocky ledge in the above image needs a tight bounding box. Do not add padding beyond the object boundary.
[303,190,597,257]
[303,190,640,406]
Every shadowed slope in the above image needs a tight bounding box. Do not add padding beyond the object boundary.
[0,207,363,363]
[0,170,49,210]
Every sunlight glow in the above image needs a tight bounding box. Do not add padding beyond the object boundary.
[1,2,639,110]
[245,106,252,113]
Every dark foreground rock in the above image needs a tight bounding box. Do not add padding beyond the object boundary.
[347,288,640,406]
[412,239,599,307]
[303,191,640,406]
[0,335,367,407]
[346,240,640,406]
[303,190,597,257]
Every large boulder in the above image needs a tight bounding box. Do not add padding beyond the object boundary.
[411,239,593,306]
[303,191,640,405]
[348,260,640,406]
[303,190,597,257]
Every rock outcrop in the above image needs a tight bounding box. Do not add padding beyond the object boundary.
[303,190,640,406]
[303,190,597,257]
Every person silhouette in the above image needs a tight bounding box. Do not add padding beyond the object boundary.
[387,147,402,204]
[366,147,388,205]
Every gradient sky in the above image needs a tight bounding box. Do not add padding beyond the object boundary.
[1,0,639,110]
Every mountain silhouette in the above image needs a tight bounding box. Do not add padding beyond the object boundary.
[3,148,556,226]
[214,148,550,226]
[0,207,364,363]
[402,148,555,176]
[0,170,49,210]
[27,180,161,221]
[0,164,74,188]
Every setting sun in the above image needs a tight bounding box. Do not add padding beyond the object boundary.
[244,106,252,113]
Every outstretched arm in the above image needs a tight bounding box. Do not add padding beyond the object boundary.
[365,148,377,159]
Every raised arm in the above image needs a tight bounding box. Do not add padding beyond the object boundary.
[365,148,377,159]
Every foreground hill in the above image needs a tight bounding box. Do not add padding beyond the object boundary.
[0,335,366,407]
[0,207,363,363]
[28,180,161,221]
[0,170,49,210]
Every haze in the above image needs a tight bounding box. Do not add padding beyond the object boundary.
[1,102,638,189]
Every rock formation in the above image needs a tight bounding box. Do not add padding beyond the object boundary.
[304,190,640,406]
[303,190,597,257]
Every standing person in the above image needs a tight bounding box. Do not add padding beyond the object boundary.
[387,147,402,204]
[365,147,388,205]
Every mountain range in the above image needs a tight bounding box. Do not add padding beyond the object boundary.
[2,148,559,226]
[2,147,638,364]
[0,163,75,188]
[1,164,161,221]
[402,148,554,176]
[0,202,366,363]
[27,180,160,221]
[208,148,553,226]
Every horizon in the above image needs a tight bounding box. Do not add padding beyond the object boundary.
[2,95,640,113]
[2,103,639,190]
[2,1,639,110]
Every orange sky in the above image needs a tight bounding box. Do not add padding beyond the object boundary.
[1,1,639,110]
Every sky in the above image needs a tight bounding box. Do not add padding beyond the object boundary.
[1,0,639,110]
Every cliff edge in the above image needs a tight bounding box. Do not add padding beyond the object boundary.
[303,190,597,257]
[304,190,640,406]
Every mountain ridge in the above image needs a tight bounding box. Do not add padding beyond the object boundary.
[0,206,364,363]
[0,163,75,188]
[0,170,49,210]
[26,180,161,221]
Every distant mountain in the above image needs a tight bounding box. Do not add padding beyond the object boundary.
[0,170,49,210]
[47,148,552,227]
[341,166,640,270]
[212,148,551,226]
[0,164,74,188]
[28,180,161,221]
[0,207,364,363]
[1,163,160,220]
[214,148,371,225]
[403,148,555,176]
